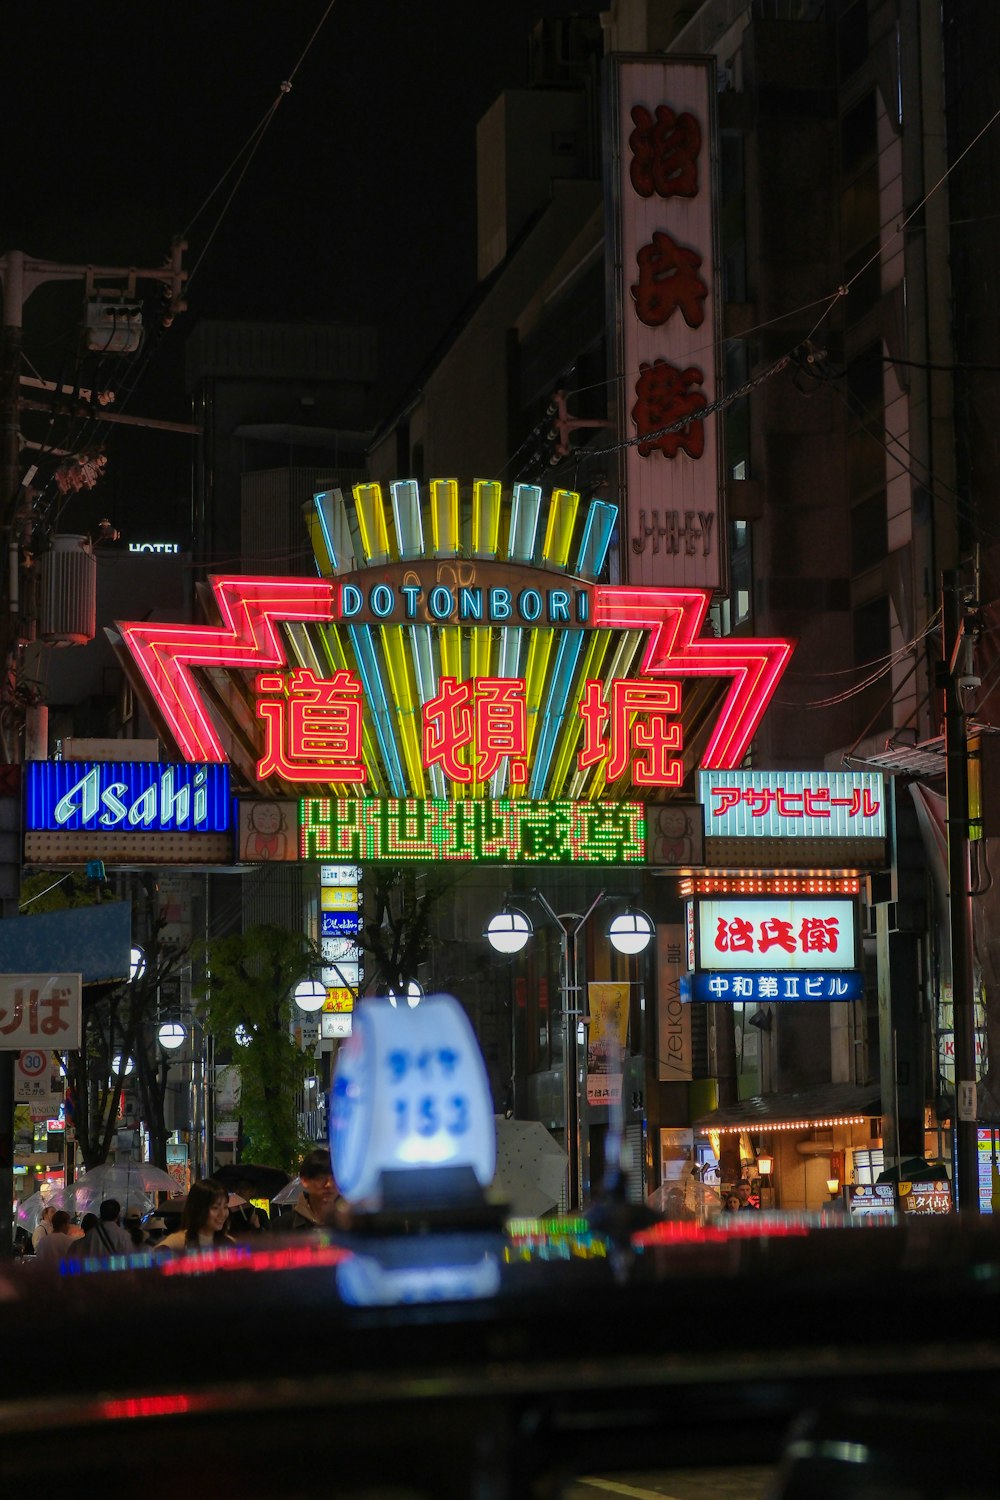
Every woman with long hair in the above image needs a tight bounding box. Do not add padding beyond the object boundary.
[155,1178,234,1254]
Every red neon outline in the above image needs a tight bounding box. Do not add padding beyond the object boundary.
[593,587,793,769]
[117,577,334,761]
[116,578,792,772]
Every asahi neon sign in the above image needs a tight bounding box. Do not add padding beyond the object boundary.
[25,762,231,833]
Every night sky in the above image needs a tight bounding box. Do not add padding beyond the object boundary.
[2,1,587,543]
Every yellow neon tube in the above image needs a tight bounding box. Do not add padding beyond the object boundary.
[353,482,391,562]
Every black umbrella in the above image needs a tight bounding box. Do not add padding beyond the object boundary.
[213,1163,290,1196]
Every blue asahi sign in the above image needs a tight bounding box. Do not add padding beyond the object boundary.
[26,762,231,833]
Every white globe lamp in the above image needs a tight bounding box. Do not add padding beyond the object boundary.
[294,978,327,1013]
[484,908,532,955]
[387,980,423,1009]
[157,1021,187,1050]
[607,908,654,955]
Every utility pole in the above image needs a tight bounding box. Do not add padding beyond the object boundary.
[942,567,982,1211]
[0,243,187,1257]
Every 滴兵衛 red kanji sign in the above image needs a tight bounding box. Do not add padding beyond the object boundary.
[693,898,858,973]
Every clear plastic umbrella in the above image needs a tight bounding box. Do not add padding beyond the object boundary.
[61,1162,177,1217]
[270,1176,303,1205]
[71,1162,177,1194]
[15,1186,67,1232]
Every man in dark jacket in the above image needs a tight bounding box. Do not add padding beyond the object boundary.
[72,1198,135,1256]
[285,1147,346,1230]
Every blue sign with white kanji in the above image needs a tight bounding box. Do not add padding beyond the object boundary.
[686,970,864,1003]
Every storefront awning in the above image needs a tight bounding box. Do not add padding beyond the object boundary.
[694,1082,881,1134]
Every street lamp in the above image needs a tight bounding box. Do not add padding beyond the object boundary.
[157,1021,187,1050]
[485,890,652,1210]
[387,980,423,1009]
[129,946,146,983]
[483,907,532,954]
[293,978,327,1013]
[607,907,654,956]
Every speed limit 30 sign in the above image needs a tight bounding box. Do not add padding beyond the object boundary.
[17,1049,48,1079]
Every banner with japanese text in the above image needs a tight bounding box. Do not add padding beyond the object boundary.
[586,981,630,1105]
[609,56,723,591]
[0,974,82,1050]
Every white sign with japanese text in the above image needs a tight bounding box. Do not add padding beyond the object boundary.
[694,899,856,972]
[611,57,722,590]
[0,974,82,1050]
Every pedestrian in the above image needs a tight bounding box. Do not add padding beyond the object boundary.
[123,1208,148,1247]
[283,1147,346,1231]
[735,1180,758,1211]
[229,1176,269,1236]
[31,1203,56,1251]
[33,1209,77,1268]
[154,1178,235,1254]
[145,1215,168,1245]
[72,1199,135,1257]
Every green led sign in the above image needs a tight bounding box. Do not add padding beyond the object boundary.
[300,798,645,864]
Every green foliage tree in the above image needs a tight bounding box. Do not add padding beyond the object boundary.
[358,865,459,995]
[197,924,320,1171]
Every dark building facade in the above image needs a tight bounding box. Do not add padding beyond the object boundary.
[366,0,999,1208]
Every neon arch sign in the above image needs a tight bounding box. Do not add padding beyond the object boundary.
[113,481,793,799]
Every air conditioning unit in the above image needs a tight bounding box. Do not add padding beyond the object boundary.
[39,535,97,645]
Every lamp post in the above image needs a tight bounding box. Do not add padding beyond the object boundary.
[485,890,653,1210]
[757,1149,773,1209]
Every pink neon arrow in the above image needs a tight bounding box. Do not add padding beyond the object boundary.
[117,576,335,761]
[593,586,793,768]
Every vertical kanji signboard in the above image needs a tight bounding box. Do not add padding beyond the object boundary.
[609,57,724,591]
